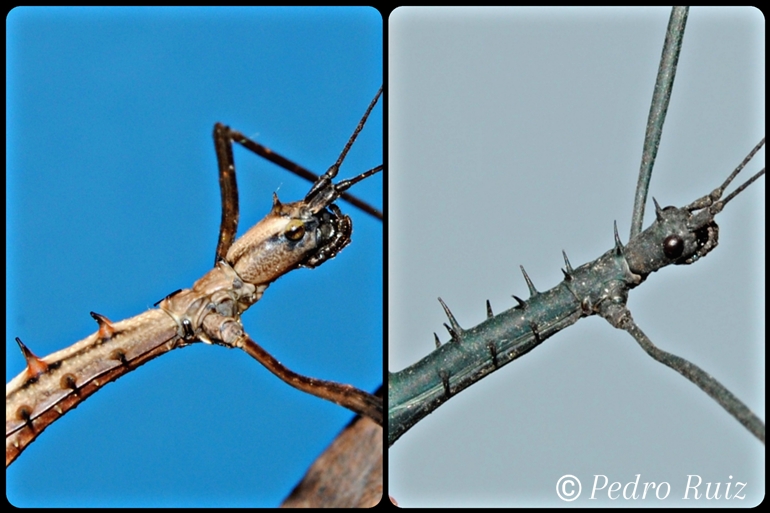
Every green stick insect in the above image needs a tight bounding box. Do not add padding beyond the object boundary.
[389,7,763,507]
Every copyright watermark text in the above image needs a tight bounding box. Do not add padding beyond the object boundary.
[555,474,747,502]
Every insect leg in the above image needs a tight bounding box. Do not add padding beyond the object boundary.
[609,310,765,443]
[220,123,383,221]
[235,331,383,425]
[212,123,241,265]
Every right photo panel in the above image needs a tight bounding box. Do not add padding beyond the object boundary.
[388,7,764,507]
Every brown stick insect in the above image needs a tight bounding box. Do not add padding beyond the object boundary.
[7,8,382,507]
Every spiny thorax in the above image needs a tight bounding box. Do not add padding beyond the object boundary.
[388,236,641,445]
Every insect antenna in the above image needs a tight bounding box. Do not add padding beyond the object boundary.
[304,87,383,213]
[312,87,382,183]
[720,166,765,208]
[686,137,765,213]
[329,165,383,195]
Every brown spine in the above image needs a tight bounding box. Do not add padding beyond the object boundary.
[6,310,180,466]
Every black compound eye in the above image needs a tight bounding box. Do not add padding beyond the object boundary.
[663,235,684,259]
[284,220,306,242]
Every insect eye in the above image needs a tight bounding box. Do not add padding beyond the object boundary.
[284,220,306,241]
[663,235,684,259]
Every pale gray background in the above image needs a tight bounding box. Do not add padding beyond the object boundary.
[389,7,764,507]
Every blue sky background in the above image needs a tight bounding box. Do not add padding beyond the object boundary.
[6,7,382,507]
[389,7,763,507]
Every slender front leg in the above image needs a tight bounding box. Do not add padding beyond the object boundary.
[235,332,382,425]
[213,123,241,265]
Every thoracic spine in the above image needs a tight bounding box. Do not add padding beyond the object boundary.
[388,240,641,446]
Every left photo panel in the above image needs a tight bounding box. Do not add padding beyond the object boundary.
[7,6,382,507]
